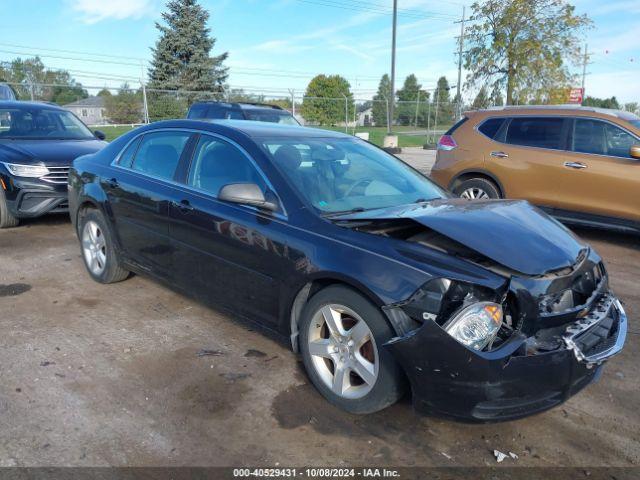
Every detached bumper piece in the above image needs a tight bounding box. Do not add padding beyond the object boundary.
[563,295,626,367]
[384,293,627,423]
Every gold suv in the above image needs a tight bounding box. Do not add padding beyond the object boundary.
[431,106,640,234]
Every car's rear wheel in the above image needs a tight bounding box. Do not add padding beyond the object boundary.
[79,209,129,284]
[299,285,406,414]
[0,189,19,228]
[454,177,501,200]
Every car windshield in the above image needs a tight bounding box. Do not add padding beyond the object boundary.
[261,137,446,214]
[0,107,95,140]
[245,110,300,125]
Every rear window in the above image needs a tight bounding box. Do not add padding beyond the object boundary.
[187,104,244,120]
[444,117,468,135]
[505,117,564,149]
[477,118,505,139]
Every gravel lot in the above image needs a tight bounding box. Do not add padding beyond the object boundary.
[0,148,638,468]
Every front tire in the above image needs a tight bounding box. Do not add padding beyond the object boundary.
[0,189,19,228]
[454,177,501,200]
[78,208,129,284]
[299,285,406,414]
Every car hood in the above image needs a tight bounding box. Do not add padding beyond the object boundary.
[0,139,106,166]
[334,199,586,276]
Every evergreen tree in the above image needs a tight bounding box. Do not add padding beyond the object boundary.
[490,84,504,106]
[432,76,453,126]
[395,74,429,126]
[372,74,392,127]
[472,86,491,109]
[148,0,228,94]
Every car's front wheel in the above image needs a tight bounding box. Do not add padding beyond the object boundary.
[454,177,501,200]
[0,189,19,228]
[78,208,129,284]
[299,285,406,414]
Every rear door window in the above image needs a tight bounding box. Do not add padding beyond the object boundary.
[478,118,505,139]
[130,131,192,180]
[505,117,564,149]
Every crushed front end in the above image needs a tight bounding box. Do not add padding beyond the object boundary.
[383,248,627,422]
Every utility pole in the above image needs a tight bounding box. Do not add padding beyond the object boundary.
[140,60,149,124]
[581,43,588,104]
[388,0,398,134]
[289,89,296,117]
[455,6,466,102]
[414,90,421,128]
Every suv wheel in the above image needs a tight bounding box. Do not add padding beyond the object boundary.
[299,285,406,414]
[79,209,129,284]
[0,189,19,228]
[454,178,501,200]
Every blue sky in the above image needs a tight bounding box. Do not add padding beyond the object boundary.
[1,0,639,102]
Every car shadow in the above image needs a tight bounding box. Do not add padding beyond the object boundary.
[16,214,71,228]
[571,226,639,251]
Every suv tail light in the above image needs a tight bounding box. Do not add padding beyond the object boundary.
[437,134,457,151]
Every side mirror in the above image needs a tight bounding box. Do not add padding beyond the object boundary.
[94,130,106,141]
[218,183,278,211]
[630,144,640,160]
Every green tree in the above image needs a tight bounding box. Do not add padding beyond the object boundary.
[625,102,639,114]
[432,76,454,126]
[490,84,504,106]
[0,57,87,104]
[395,74,429,126]
[97,88,112,97]
[149,0,228,94]
[464,0,591,105]
[583,96,621,109]
[372,74,392,127]
[104,84,143,124]
[472,86,491,109]
[300,75,354,126]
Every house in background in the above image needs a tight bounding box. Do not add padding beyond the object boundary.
[63,96,108,125]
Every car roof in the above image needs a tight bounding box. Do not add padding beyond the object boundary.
[469,105,640,122]
[0,100,65,111]
[150,119,352,139]
[190,101,285,111]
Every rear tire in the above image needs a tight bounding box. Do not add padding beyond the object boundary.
[0,189,19,228]
[78,208,129,284]
[454,177,501,200]
[299,285,406,414]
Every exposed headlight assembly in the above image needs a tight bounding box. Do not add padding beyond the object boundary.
[2,162,49,178]
[443,302,503,351]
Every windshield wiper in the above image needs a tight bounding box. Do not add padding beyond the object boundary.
[321,207,367,218]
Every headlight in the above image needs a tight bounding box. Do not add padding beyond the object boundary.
[443,302,503,351]
[2,162,50,178]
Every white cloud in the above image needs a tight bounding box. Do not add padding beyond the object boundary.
[69,0,157,24]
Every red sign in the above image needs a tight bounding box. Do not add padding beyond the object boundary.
[569,88,584,104]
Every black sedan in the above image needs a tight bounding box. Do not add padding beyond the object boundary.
[0,101,107,228]
[68,120,627,421]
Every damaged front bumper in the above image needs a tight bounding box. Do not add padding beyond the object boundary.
[384,293,627,422]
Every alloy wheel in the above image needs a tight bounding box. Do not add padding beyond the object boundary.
[307,304,379,399]
[460,187,490,200]
[82,220,107,276]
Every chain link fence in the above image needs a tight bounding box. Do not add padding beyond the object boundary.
[3,81,463,147]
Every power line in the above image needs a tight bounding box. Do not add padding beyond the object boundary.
[293,0,457,20]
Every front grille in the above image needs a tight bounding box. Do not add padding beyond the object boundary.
[41,166,70,184]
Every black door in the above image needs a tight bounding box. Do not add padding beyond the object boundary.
[104,130,194,275]
[168,134,287,325]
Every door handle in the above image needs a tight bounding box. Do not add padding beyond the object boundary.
[172,199,194,212]
[106,177,118,188]
[490,151,509,158]
[564,161,587,170]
